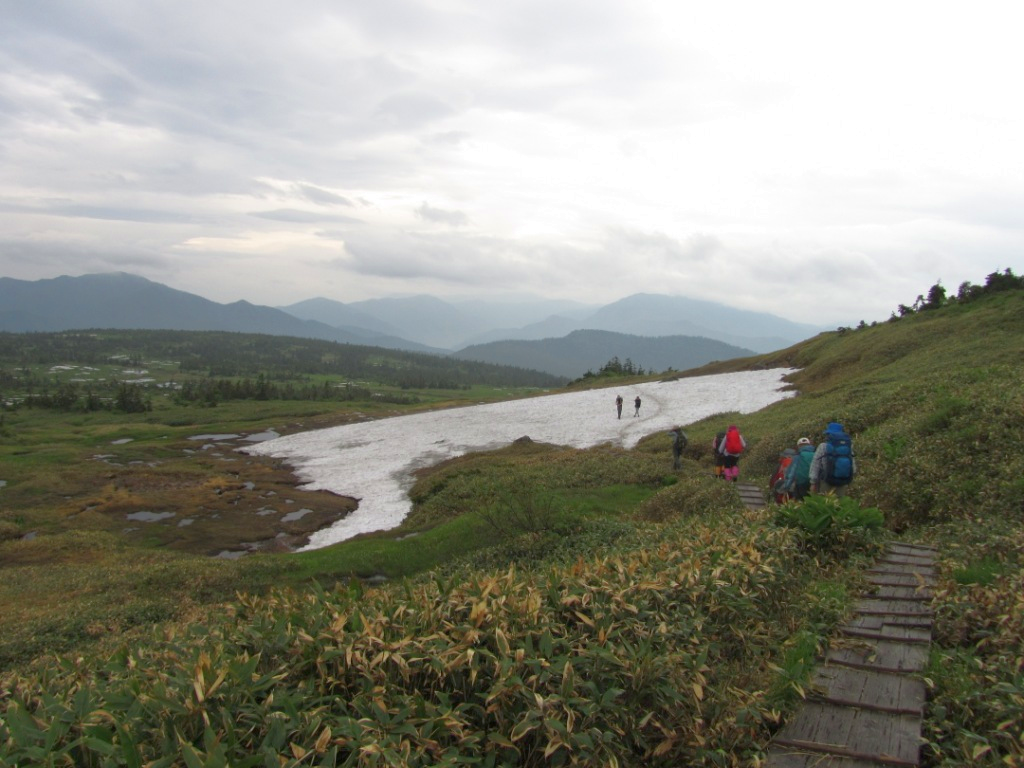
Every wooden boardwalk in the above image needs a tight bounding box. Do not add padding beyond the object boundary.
[735,481,767,510]
[765,542,938,767]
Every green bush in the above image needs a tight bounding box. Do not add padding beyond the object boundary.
[773,494,884,556]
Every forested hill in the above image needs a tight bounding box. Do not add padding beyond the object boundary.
[0,329,567,389]
[454,329,754,378]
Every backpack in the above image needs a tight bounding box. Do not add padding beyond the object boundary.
[791,446,814,486]
[824,429,855,486]
[724,428,744,455]
[771,449,797,502]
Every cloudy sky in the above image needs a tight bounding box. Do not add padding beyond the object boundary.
[2,1,1022,325]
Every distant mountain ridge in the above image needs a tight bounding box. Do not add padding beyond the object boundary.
[0,272,824,377]
[0,273,443,354]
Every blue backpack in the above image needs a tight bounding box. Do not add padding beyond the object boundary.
[824,429,855,486]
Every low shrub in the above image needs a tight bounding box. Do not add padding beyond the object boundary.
[925,566,1024,766]
[0,510,842,767]
[0,522,20,543]
[773,494,884,557]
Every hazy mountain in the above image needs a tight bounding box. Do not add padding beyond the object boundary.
[580,293,820,353]
[460,314,588,346]
[447,296,597,331]
[343,295,478,349]
[453,329,757,379]
[277,297,405,338]
[292,292,822,353]
[0,273,444,353]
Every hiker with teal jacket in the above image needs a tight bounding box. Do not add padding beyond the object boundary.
[783,437,816,500]
[810,422,856,496]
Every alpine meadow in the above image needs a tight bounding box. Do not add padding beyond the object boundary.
[1,273,1023,766]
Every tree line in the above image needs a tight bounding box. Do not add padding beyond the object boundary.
[838,268,1024,332]
[0,329,567,413]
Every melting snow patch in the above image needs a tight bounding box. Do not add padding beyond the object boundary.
[126,511,176,522]
[244,368,797,550]
[242,430,280,443]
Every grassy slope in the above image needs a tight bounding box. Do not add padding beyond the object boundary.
[1,291,1023,765]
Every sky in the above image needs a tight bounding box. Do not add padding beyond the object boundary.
[2,1,1023,326]
[244,368,795,550]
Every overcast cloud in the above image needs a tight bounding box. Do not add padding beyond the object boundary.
[2,1,1022,325]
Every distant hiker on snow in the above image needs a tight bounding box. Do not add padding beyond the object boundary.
[669,427,688,470]
[810,421,856,496]
[615,395,624,419]
[633,396,642,417]
[716,424,746,482]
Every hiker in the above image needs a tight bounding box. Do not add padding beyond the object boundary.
[712,430,728,479]
[717,424,746,482]
[669,427,688,470]
[810,422,856,496]
[615,395,623,419]
[633,396,641,417]
[782,437,816,501]
[770,447,798,503]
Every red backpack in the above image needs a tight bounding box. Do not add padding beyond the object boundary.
[724,427,744,454]
[771,449,797,503]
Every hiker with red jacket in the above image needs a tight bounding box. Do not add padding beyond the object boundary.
[717,424,747,482]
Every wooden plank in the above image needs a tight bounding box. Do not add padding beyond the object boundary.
[811,666,926,715]
[860,598,933,618]
[846,614,932,629]
[887,543,937,555]
[772,703,922,766]
[826,637,930,674]
[767,747,885,767]
[867,563,935,577]
[855,609,933,621]
[866,573,933,588]
[879,553,936,565]
[840,626,931,645]
[864,593,937,606]
[736,483,766,509]
[846,615,933,635]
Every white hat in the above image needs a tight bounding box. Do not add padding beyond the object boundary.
[797,437,812,446]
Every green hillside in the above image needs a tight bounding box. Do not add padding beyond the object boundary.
[1,276,1022,766]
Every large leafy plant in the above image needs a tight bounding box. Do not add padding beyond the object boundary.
[773,494,884,556]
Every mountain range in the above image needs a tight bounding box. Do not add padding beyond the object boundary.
[0,272,824,378]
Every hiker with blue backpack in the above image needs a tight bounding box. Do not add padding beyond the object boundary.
[810,422,856,496]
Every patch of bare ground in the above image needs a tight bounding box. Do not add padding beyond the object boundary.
[61,434,358,558]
